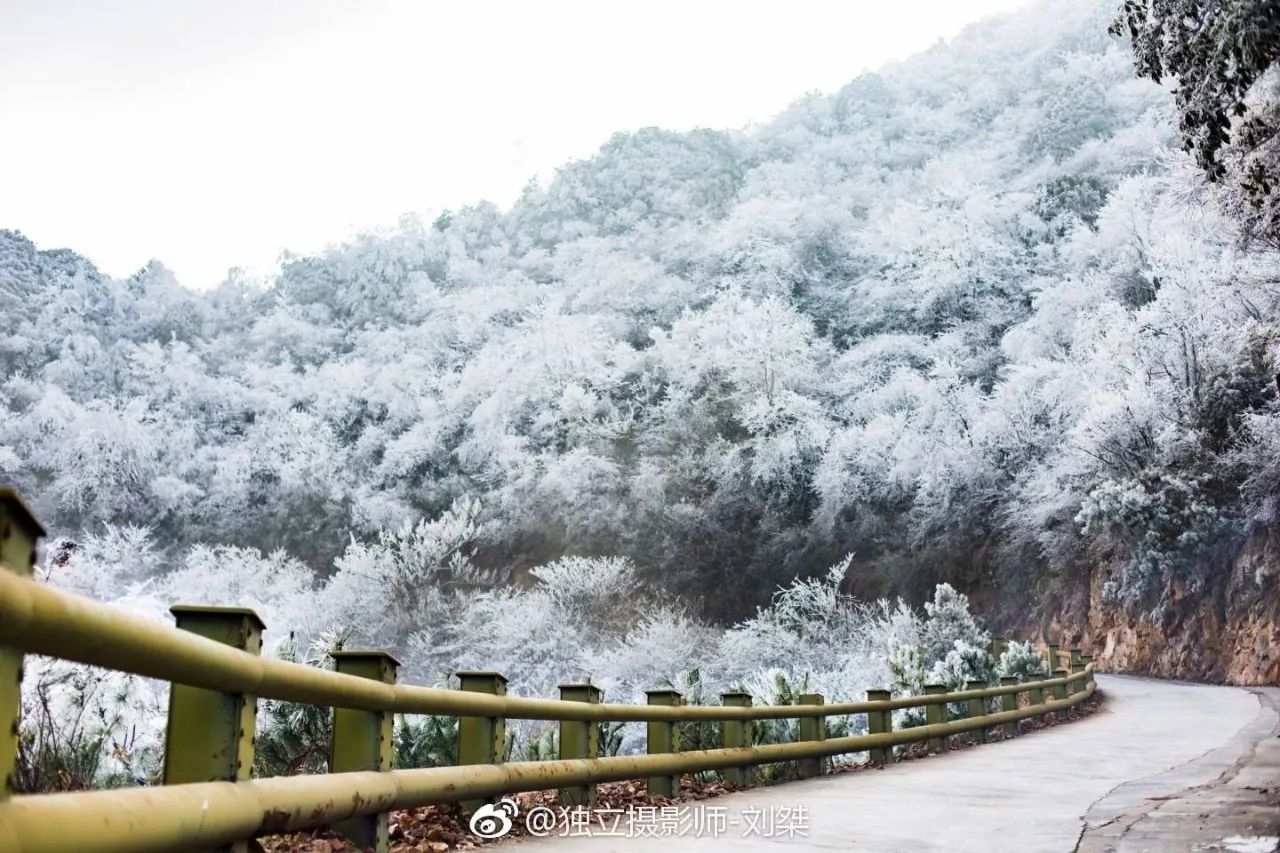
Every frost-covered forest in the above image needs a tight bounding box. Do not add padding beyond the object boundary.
[5,0,1280,785]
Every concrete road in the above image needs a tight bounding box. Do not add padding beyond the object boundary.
[1079,683,1279,852]
[506,675,1275,852]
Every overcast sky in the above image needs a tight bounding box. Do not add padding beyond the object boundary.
[1,0,1033,289]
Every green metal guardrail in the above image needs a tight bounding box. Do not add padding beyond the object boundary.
[0,488,1098,853]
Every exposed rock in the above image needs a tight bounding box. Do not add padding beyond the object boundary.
[1012,527,1280,686]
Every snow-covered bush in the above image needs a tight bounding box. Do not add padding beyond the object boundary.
[720,556,881,706]
[921,584,990,668]
[885,640,928,730]
[528,555,647,641]
[1077,473,1235,601]
[926,639,995,692]
[16,657,165,791]
[868,585,994,729]
[16,636,169,791]
[581,608,722,706]
[996,640,1047,681]
[160,544,319,655]
[36,525,163,600]
[254,630,344,778]
[323,497,491,646]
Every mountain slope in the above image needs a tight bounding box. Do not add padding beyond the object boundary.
[2,0,1278,653]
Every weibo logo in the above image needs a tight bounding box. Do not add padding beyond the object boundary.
[469,797,519,839]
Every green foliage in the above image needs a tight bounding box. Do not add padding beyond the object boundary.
[598,720,625,758]
[506,715,621,764]
[514,725,558,763]
[750,671,804,783]
[393,714,457,769]
[741,670,856,782]
[670,669,722,782]
[253,630,346,778]
[256,636,468,776]
[254,698,331,778]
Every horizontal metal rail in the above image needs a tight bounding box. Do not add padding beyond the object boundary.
[0,571,1082,721]
[0,682,1095,853]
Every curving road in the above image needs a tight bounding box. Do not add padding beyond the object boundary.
[509,675,1279,852]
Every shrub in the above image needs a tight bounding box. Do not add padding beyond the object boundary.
[672,669,722,782]
[886,641,927,730]
[996,640,1046,681]
[514,726,557,763]
[921,584,990,668]
[14,667,136,792]
[1077,473,1236,602]
[254,630,345,777]
[926,639,994,692]
[393,715,457,768]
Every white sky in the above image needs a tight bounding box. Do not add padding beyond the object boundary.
[1,0,1033,290]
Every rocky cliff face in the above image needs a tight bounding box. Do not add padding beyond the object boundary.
[1012,528,1280,686]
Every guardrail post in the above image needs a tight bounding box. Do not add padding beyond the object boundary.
[721,691,752,787]
[1028,675,1045,710]
[165,605,264,853]
[645,688,682,797]
[1046,643,1060,677]
[0,488,44,800]
[1051,669,1069,720]
[999,676,1019,737]
[866,688,892,763]
[797,693,825,778]
[330,650,399,852]
[1069,656,1086,700]
[558,682,602,806]
[457,671,507,814]
[1082,654,1095,688]
[965,680,987,744]
[923,684,947,753]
